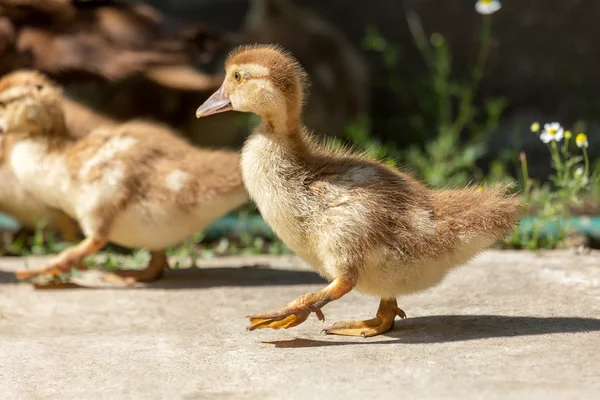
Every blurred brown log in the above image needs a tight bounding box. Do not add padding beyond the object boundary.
[0,0,228,90]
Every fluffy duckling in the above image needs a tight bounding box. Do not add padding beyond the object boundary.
[0,71,84,242]
[0,70,118,139]
[0,165,79,242]
[0,69,120,245]
[196,44,522,337]
[0,80,248,285]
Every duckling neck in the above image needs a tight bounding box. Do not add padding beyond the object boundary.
[259,108,307,151]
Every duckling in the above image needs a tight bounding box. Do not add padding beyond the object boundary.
[196,44,522,337]
[0,69,118,139]
[0,69,119,245]
[0,71,86,242]
[0,80,248,285]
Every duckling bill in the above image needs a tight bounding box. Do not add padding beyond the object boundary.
[196,44,522,337]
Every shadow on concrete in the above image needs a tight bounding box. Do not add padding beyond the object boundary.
[263,314,600,347]
[146,266,326,289]
[0,265,326,288]
[0,269,19,284]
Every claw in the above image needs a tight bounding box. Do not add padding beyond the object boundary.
[314,308,325,322]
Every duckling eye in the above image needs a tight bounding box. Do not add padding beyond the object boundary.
[233,71,242,83]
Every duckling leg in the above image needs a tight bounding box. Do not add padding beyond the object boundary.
[248,277,354,331]
[323,298,406,337]
[15,236,107,280]
[107,250,169,283]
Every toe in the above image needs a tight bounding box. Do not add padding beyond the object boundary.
[323,326,376,337]
[323,316,395,337]
[247,317,277,331]
[248,311,310,331]
[395,307,407,319]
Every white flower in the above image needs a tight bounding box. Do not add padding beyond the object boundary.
[540,122,564,143]
[475,0,502,15]
[574,167,584,178]
[575,133,589,149]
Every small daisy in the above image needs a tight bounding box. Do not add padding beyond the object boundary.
[530,122,540,133]
[540,122,564,143]
[575,133,589,148]
[574,167,584,178]
[475,0,502,15]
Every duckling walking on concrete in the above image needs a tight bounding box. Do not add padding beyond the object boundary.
[197,44,522,337]
[0,77,248,286]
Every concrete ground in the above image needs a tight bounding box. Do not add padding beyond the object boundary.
[0,250,599,400]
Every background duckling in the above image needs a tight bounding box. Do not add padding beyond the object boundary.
[0,165,80,243]
[196,44,522,337]
[0,71,82,242]
[0,69,118,247]
[0,70,118,139]
[0,80,248,285]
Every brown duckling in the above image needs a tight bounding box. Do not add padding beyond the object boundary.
[0,69,119,139]
[0,69,120,247]
[0,165,79,242]
[0,80,248,285]
[0,71,85,242]
[196,44,522,337]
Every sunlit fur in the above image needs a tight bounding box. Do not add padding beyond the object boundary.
[0,70,117,138]
[0,79,248,279]
[222,44,522,298]
[0,70,119,238]
[0,75,80,236]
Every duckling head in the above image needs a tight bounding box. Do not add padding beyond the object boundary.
[0,70,60,94]
[0,77,67,139]
[196,44,308,131]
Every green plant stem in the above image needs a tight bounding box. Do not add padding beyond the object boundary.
[449,14,493,139]
[583,147,590,177]
[473,15,492,87]
[562,136,570,157]
[435,53,452,133]
[520,153,531,195]
[562,136,570,182]
[404,9,435,71]
[550,141,563,176]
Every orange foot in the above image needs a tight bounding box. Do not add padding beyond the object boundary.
[15,258,80,281]
[247,277,354,331]
[15,237,105,282]
[248,302,326,331]
[323,298,406,337]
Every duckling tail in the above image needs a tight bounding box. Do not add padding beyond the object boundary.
[432,183,523,242]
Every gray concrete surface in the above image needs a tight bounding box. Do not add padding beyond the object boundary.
[0,250,599,399]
